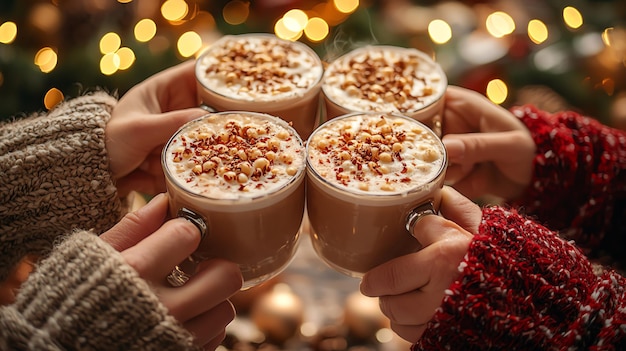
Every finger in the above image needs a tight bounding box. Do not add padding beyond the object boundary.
[162,259,242,322]
[115,170,166,197]
[378,290,436,326]
[442,131,527,166]
[390,321,427,344]
[438,186,481,233]
[451,162,520,200]
[116,108,207,152]
[361,250,430,296]
[100,193,169,251]
[202,331,226,351]
[121,218,201,282]
[184,300,235,346]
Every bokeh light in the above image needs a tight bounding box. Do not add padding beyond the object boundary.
[304,17,329,42]
[99,32,121,54]
[333,0,359,14]
[161,0,189,22]
[428,19,452,44]
[44,88,64,110]
[486,79,508,104]
[29,3,61,33]
[563,6,583,29]
[283,9,308,33]
[486,11,515,38]
[134,18,157,42]
[275,18,302,41]
[34,47,57,73]
[100,52,121,75]
[177,31,202,57]
[116,47,135,70]
[0,21,17,44]
[223,0,249,25]
[528,19,549,44]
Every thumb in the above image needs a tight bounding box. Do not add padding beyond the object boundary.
[438,186,482,234]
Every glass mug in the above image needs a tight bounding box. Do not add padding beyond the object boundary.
[195,33,324,140]
[162,111,306,289]
[321,45,447,137]
[305,112,447,277]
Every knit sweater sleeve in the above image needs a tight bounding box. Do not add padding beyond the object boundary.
[0,92,123,281]
[0,231,200,351]
[415,206,626,351]
[509,105,626,254]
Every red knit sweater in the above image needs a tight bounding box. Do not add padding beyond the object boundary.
[415,106,626,350]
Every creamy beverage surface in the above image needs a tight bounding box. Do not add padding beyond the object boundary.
[322,46,446,114]
[307,113,445,194]
[165,113,305,200]
[196,35,323,102]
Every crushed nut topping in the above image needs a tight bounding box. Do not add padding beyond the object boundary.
[322,46,445,114]
[307,113,444,193]
[197,35,323,101]
[165,113,304,198]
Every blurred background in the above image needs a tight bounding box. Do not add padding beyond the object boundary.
[0,0,625,127]
[1,1,625,350]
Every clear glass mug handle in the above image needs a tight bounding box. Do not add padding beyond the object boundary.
[405,201,437,247]
[166,207,209,287]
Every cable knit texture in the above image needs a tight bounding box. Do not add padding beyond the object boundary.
[0,93,201,350]
[415,106,626,350]
[0,231,199,351]
[0,92,122,282]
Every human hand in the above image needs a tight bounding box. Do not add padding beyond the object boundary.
[442,85,536,200]
[360,186,480,343]
[100,193,243,350]
[106,60,207,196]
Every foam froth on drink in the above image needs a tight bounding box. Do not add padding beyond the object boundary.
[307,113,445,194]
[165,112,305,200]
[196,35,323,102]
[322,46,446,114]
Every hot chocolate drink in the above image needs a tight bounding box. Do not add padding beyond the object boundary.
[306,112,447,277]
[195,34,324,139]
[322,45,447,136]
[163,112,306,289]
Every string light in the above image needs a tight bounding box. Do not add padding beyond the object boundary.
[100,52,121,75]
[99,32,121,54]
[0,21,17,44]
[486,79,508,104]
[222,0,249,25]
[528,19,549,44]
[333,0,359,14]
[563,6,583,30]
[177,31,202,57]
[134,19,157,42]
[486,11,515,38]
[428,19,452,44]
[44,88,64,110]
[161,0,189,22]
[34,47,57,73]
[304,17,329,42]
[116,47,136,70]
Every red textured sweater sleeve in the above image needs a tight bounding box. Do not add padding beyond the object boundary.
[510,105,626,260]
[415,206,626,350]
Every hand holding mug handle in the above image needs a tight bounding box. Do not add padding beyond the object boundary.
[360,186,480,343]
[167,207,209,287]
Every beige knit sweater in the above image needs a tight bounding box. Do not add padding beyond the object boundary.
[0,92,200,350]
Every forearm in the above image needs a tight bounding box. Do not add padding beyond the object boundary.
[0,231,199,351]
[415,206,626,350]
[511,105,626,250]
[0,92,123,281]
